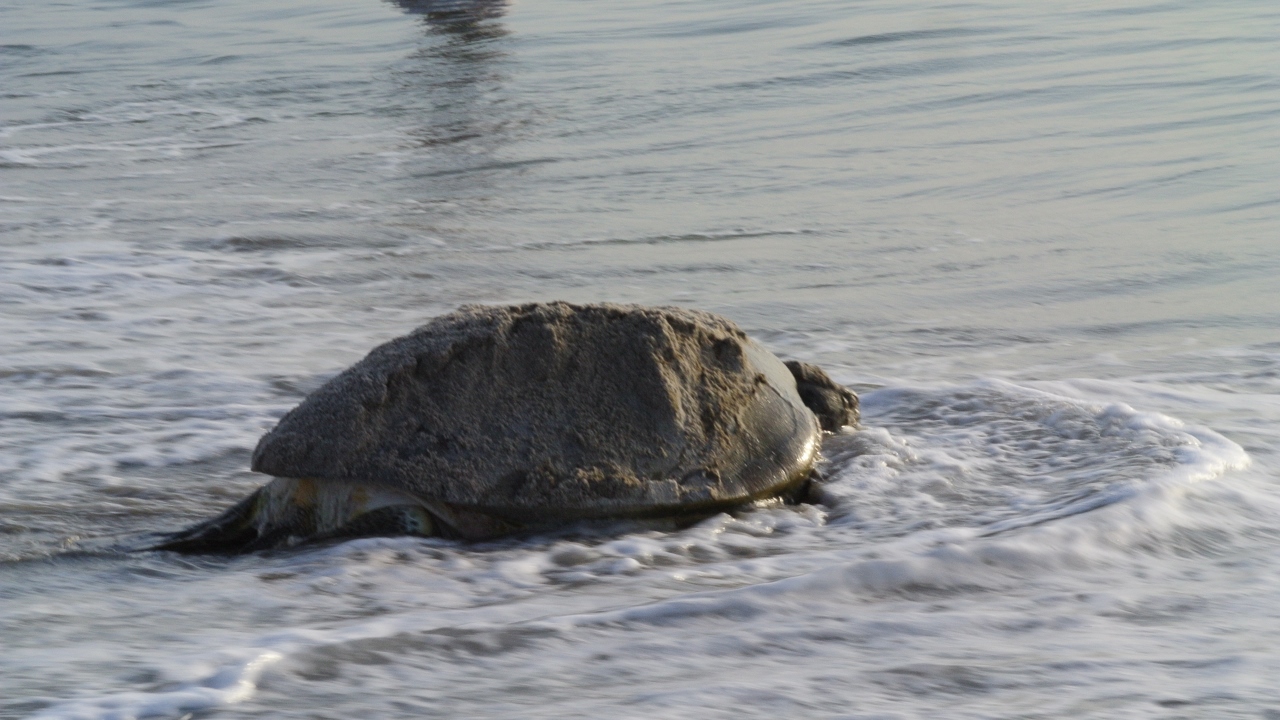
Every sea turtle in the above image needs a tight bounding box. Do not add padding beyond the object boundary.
[156,302,858,552]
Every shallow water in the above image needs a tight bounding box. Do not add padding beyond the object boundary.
[3,0,1280,717]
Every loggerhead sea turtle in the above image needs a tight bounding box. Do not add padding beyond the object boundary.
[156,302,858,552]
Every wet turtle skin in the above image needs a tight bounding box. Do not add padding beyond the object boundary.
[155,303,858,552]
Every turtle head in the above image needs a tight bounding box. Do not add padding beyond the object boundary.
[784,360,859,432]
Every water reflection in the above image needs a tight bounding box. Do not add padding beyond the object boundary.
[384,0,532,224]
[388,0,508,28]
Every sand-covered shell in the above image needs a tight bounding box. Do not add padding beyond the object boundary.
[253,302,846,523]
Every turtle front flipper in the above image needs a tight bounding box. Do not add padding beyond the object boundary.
[308,504,436,544]
[152,477,441,553]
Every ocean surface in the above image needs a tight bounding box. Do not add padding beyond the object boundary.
[2,0,1279,717]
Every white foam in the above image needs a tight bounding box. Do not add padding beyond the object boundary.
[11,374,1254,719]
[813,380,1248,541]
[29,651,282,720]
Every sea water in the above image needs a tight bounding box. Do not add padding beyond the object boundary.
[2,0,1279,717]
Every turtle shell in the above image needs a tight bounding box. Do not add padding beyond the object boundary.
[251,302,821,525]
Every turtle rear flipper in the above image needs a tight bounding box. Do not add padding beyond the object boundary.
[151,488,269,553]
[152,477,443,553]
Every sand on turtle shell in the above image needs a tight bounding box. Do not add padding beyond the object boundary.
[251,302,819,523]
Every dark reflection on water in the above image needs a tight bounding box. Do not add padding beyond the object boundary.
[385,0,534,218]
[388,0,508,26]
